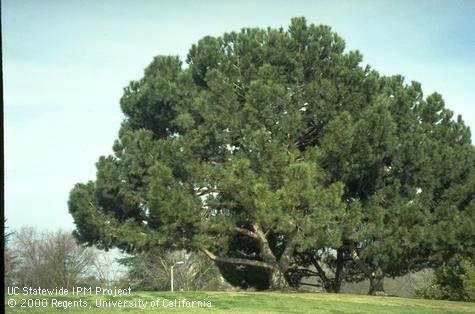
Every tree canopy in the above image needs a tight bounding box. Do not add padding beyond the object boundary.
[69,17,475,291]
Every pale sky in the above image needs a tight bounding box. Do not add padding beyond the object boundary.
[3,0,475,231]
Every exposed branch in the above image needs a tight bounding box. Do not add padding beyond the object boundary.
[252,223,279,265]
[300,282,323,288]
[292,268,319,277]
[264,223,276,237]
[234,227,258,239]
[233,82,243,90]
[195,187,220,197]
[294,123,323,148]
[279,242,296,271]
[236,250,256,258]
[309,254,329,282]
[201,249,274,270]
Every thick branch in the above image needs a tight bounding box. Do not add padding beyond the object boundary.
[300,282,323,288]
[234,226,258,239]
[201,249,274,270]
[252,223,279,265]
[293,268,319,277]
[279,242,296,271]
[310,254,329,282]
[252,223,296,271]
[295,124,322,148]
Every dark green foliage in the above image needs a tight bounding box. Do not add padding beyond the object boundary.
[416,256,475,302]
[69,17,475,290]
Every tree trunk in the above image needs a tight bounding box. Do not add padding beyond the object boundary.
[333,248,344,293]
[369,275,385,295]
[202,223,295,290]
[268,267,290,290]
[252,223,293,290]
[349,242,386,295]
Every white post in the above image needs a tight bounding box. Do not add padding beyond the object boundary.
[170,261,184,292]
[171,265,174,292]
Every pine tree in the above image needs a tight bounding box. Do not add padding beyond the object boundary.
[69,17,474,291]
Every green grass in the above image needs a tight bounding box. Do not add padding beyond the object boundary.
[5,291,474,313]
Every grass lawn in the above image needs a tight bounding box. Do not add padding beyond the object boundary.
[5,291,474,313]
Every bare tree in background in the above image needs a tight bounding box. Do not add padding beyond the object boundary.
[88,251,126,287]
[4,219,16,286]
[9,227,117,288]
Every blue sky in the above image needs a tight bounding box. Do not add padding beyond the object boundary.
[4,0,475,231]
